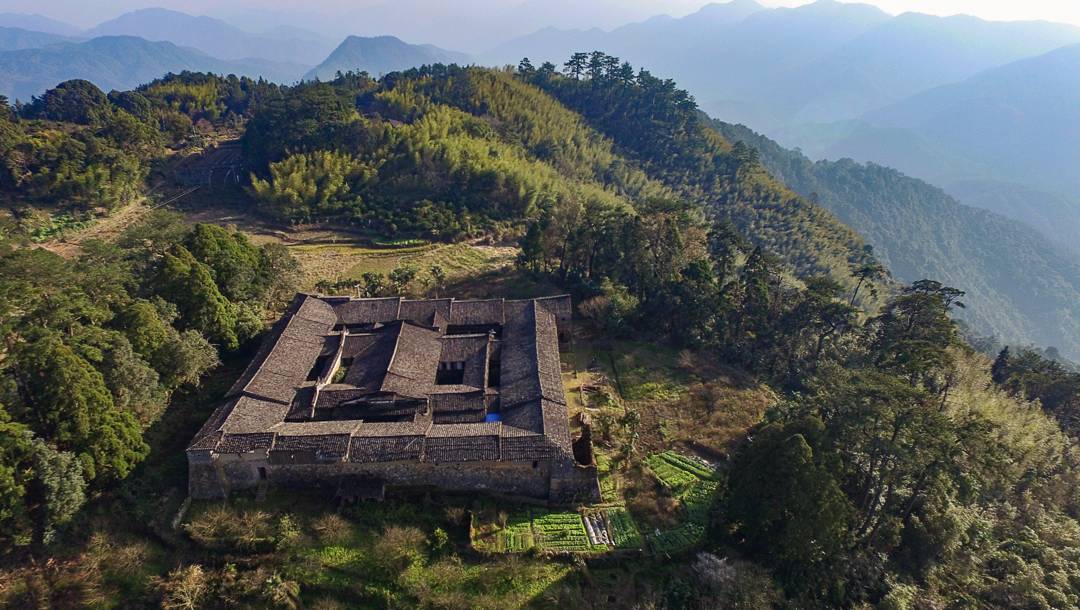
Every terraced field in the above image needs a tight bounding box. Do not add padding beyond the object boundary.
[471,508,607,555]
[472,451,719,557]
[599,507,643,549]
[643,451,720,556]
[181,206,519,292]
[287,241,516,291]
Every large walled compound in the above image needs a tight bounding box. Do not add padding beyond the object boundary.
[187,294,601,505]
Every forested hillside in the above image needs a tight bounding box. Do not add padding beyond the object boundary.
[2,57,1079,609]
[239,58,873,291]
[713,120,1080,360]
[0,26,71,51]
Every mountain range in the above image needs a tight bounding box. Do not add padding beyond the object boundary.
[0,12,80,36]
[483,1,1080,257]
[2,2,1080,355]
[305,36,469,81]
[0,8,472,101]
[85,8,337,66]
[0,36,304,102]
[776,43,1080,251]
[485,0,1080,130]
[714,120,1080,358]
[0,26,72,52]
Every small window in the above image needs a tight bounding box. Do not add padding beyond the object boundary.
[436,361,466,385]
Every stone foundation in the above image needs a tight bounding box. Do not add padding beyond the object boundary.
[187,451,599,505]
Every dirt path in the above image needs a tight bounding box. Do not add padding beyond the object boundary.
[37,199,155,258]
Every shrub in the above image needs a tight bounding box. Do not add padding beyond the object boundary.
[311,513,355,546]
[184,505,275,552]
[372,526,428,575]
[276,514,302,551]
[158,565,210,610]
[431,527,450,554]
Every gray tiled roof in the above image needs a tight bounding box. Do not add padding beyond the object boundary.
[188,396,238,451]
[188,430,222,451]
[381,322,440,397]
[222,395,292,434]
[271,433,351,459]
[399,299,452,327]
[533,295,573,326]
[432,410,487,424]
[349,435,424,462]
[449,299,505,326]
[340,332,396,391]
[438,334,490,388]
[499,301,565,409]
[423,435,500,463]
[355,421,431,437]
[271,421,362,436]
[430,392,485,413]
[216,433,274,454]
[189,294,575,463]
[501,434,562,460]
[333,297,401,325]
[427,422,500,438]
[228,295,335,404]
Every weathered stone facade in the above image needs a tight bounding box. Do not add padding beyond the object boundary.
[187,294,600,505]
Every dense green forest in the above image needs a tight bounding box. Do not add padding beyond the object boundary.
[0,213,299,540]
[237,59,875,291]
[0,57,1078,609]
[711,120,1080,361]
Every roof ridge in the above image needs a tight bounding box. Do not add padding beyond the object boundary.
[383,322,405,379]
[529,300,545,437]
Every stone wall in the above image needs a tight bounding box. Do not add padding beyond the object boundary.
[549,460,602,505]
[188,450,269,499]
[188,451,557,501]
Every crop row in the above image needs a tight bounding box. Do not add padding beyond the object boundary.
[680,480,719,521]
[647,463,698,489]
[533,512,585,524]
[602,507,643,549]
[647,521,706,555]
[656,451,717,480]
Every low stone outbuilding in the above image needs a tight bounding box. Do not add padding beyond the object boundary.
[187,294,600,505]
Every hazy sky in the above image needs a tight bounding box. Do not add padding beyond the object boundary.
[7,0,1080,30]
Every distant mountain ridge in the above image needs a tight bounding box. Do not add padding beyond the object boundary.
[0,26,73,52]
[777,43,1080,252]
[0,12,80,36]
[304,35,469,81]
[0,36,305,102]
[487,0,1080,131]
[713,120,1080,359]
[86,8,335,66]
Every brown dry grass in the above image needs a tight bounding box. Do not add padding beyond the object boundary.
[36,199,151,258]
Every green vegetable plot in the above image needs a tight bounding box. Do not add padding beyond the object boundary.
[472,452,718,556]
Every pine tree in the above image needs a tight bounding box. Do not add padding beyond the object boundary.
[0,408,32,538]
[27,438,86,546]
[158,245,240,351]
[991,346,1012,385]
[12,335,148,482]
